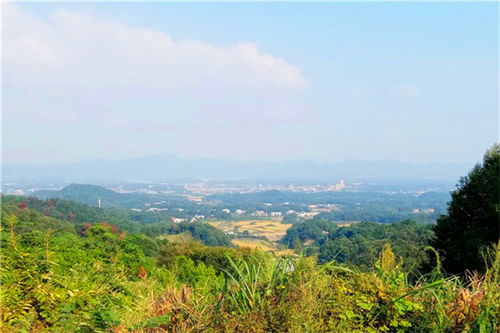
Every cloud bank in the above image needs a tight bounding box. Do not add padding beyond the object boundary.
[4,4,313,164]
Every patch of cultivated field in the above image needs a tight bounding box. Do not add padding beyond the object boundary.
[231,238,295,256]
[209,219,292,241]
[333,221,361,227]
[232,239,276,251]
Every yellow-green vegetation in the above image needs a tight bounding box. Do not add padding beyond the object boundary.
[232,238,276,251]
[231,238,295,256]
[208,219,292,241]
[2,209,499,332]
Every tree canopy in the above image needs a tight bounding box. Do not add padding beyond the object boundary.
[433,143,500,274]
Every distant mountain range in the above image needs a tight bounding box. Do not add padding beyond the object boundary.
[3,154,474,183]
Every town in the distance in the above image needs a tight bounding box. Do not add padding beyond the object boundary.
[2,176,452,253]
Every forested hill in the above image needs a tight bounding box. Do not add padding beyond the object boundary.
[32,184,179,208]
[1,195,232,247]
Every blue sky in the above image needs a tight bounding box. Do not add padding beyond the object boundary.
[3,2,498,165]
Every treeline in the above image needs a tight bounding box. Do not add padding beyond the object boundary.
[210,190,449,223]
[312,203,439,223]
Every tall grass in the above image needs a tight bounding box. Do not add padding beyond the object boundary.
[130,243,500,332]
[223,254,293,314]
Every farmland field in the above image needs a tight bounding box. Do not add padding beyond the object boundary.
[231,238,295,255]
[208,219,292,241]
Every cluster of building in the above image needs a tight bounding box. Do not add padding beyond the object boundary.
[412,208,436,214]
[170,214,205,223]
[308,203,342,213]
[252,211,283,217]
[181,180,348,195]
[185,195,204,202]
[145,201,167,207]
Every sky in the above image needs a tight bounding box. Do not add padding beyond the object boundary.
[3,2,498,166]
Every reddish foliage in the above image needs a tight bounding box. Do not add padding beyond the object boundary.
[138,266,148,280]
[101,222,120,235]
[17,202,27,210]
[81,222,120,236]
[81,223,93,236]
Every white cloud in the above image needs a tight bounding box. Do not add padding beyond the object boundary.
[3,4,314,164]
[4,5,307,90]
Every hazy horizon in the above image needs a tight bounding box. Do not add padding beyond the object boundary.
[3,2,499,166]
[3,151,480,168]
[3,153,475,183]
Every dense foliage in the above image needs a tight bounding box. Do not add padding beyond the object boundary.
[283,220,434,271]
[1,208,499,332]
[433,144,500,274]
[1,196,232,247]
[1,214,170,331]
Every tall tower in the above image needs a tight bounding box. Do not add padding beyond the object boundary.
[98,197,101,208]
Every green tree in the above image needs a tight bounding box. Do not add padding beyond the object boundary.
[433,144,500,274]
